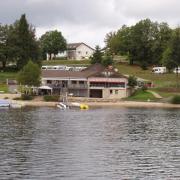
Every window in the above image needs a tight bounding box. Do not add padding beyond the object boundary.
[110,90,113,94]
[72,81,77,84]
[86,51,88,55]
[79,81,85,85]
[47,80,52,84]
[115,90,118,94]
[78,51,81,54]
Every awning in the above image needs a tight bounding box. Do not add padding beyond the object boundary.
[38,86,52,90]
[88,78,126,83]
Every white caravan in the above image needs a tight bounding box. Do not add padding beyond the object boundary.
[152,67,166,74]
[173,67,180,73]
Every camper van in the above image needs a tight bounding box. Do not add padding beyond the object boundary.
[173,67,180,74]
[152,67,166,74]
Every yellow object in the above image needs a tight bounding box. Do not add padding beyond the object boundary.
[80,104,89,110]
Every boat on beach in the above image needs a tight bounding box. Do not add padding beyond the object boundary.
[0,99,10,108]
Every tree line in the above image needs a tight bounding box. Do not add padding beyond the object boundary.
[105,19,180,71]
[0,14,67,70]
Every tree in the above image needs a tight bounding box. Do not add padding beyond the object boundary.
[90,45,103,64]
[102,54,113,67]
[104,19,172,68]
[162,48,174,72]
[152,22,172,65]
[40,30,67,60]
[17,60,41,89]
[0,24,9,69]
[128,76,137,88]
[13,14,40,69]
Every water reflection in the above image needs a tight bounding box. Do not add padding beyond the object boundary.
[0,107,179,179]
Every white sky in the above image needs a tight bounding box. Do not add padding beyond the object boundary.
[0,0,180,48]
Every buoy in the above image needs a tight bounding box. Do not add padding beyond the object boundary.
[80,104,89,110]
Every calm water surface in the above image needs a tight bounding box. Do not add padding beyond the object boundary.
[0,107,179,180]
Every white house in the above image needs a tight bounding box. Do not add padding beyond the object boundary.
[48,42,94,61]
[67,43,94,60]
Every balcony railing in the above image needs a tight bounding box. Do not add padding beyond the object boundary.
[68,84,88,89]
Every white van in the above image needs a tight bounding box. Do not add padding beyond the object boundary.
[152,67,166,74]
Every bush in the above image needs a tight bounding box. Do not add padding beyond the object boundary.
[128,76,137,88]
[44,95,59,102]
[171,95,180,104]
[13,97,21,100]
[141,85,148,91]
[21,94,33,100]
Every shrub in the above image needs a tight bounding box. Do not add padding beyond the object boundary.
[13,97,21,100]
[171,95,180,104]
[141,85,148,91]
[21,94,33,100]
[128,76,137,88]
[44,95,59,102]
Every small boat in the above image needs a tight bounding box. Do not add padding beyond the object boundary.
[71,102,89,110]
[57,102,69,110]
[80,104,89,110]
[0,99,10,108]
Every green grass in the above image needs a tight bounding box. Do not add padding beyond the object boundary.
[126,90,158,101]
[116,63,180,88]
[43,60,90,66]
[0,72,17,82]
[0,84,8,93]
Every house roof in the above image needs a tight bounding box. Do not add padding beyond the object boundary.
[42,64,126,79]
[67,42,94,51]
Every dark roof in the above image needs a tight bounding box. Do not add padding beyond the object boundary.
[67,42,94,50]
[42,64,126,79]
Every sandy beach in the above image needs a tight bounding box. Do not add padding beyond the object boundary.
[1,93,180,109]
[10,99,180,109]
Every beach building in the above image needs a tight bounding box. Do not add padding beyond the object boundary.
[41,64,129,99]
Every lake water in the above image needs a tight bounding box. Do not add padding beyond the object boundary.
[0,107,179,180]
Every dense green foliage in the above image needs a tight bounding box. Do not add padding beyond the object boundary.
[0,14,40,70]
[102,55,113,67]
[90,45,103,64]
[105,19,172,69]
[43,95,59,102]
[40,30,67,60]
[17,60,41,86]
[90,46,114,67]
[16,14,40,69]
[171,95,180,104]
[128,76,137,88]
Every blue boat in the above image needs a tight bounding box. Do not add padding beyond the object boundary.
[0,99,10,107]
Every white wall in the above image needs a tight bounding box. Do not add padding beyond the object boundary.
[103,89,128,99]
[75,44,94,60]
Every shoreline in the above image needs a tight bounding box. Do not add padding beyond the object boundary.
[10,100,180,109]
[1,94,180,109]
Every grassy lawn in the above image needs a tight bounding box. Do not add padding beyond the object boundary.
[42,60,90,66]
[116,63,180,88]
[0,84,8,93]
[0,72,17,83]
[126,90,158,102]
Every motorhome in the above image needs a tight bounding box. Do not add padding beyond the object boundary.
[152,67,166,74]
[173,67,180,73]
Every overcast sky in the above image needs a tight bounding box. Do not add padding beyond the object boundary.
[0,0,180,47]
